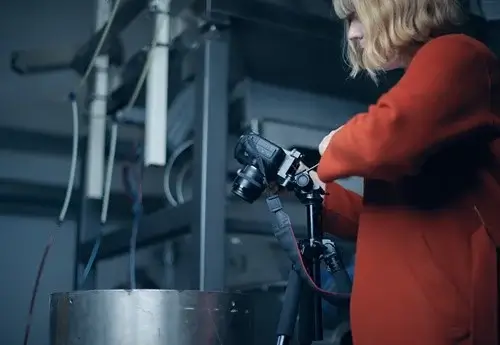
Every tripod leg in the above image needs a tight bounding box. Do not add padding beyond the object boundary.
[276,269,302,345]
[298,255,323,345]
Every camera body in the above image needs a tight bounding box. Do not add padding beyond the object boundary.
[232,131,303,203]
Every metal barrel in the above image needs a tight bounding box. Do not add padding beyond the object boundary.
[50,289,253,345]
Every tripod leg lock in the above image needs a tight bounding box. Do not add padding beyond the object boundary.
[265,195,351,305]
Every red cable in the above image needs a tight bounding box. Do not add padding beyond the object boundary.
[23,229,57,345]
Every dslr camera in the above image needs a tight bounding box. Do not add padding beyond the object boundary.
[231,131,306,203]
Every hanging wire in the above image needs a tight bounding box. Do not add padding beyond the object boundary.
[122,144,144,289]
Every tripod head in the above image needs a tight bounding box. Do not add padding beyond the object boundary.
[231,131,313,202]
[231,130,326,211]
[290,168,324,202]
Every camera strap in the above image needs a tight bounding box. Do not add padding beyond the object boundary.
[266,194,351,305]
[243,136,350,304]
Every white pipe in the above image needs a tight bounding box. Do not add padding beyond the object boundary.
[144,0,170,167]
[85,0,111,199]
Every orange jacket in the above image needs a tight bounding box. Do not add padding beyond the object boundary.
[319,34,499,345]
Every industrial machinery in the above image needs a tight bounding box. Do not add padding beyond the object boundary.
[67,0,367,295]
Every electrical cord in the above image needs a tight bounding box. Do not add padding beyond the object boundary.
[69,0,125,287]
[164,139,193,206]
[74,0,125,286]
[120,12,173,288]
[23,95,80,345]
[79,13,167,287]
[79,120,118,287]
[60,97,80,223]
[129,200,142,289]
[122,147,143,289]
[77,0,123,92]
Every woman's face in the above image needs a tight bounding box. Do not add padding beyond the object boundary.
[347,18,366,48]
[347,18,404,71]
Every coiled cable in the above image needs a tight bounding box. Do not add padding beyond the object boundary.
[163,139,193,206]
[175,159,191,204]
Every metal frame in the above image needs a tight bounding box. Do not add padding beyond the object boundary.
[75,1,338,291]
[190,26,230,290]
[10,0,147,77]
[78,199,309,261]
[173,0,339,39]
[76,6,234,291]
[77,22,244,291]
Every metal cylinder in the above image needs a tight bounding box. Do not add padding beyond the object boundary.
[50,289,253,345]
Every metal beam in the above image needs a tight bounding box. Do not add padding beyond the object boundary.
[190,26,230,291]
[0,126,132,161]
[79,203,192,263]
[10,0,147,77]
[10,40,124,76]
[0,178,164,221]
[74,0,149,59]
[78,198,309,263]
[189,0,339,39]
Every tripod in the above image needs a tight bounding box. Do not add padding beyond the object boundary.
[272,174,352,345]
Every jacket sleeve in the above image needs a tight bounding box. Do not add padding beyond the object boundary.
[317,34,499,182]
[322,182,362,240]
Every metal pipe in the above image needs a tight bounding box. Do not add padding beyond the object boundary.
[144,0,170,166]
[85,0,111,199]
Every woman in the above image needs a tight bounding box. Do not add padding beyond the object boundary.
[314,0,500,344]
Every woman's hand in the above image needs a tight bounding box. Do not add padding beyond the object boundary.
[319,126,344,156]
[298,163,326,191]
[309,170,326,191]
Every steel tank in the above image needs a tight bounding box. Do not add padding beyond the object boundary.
[50,289,253,345]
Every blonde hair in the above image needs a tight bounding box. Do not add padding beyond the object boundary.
[333,0,464,80]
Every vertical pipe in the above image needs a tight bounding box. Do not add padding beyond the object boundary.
[85,0,110,199]
[74,0,112,289]
[144,0,170,167]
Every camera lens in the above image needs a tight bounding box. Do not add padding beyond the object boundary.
[231,165,266,203]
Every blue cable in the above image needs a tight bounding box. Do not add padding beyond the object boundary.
[129,201,142,289]
[81,154,143,289]
[122,147,143,289]
[80,235,102,287]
